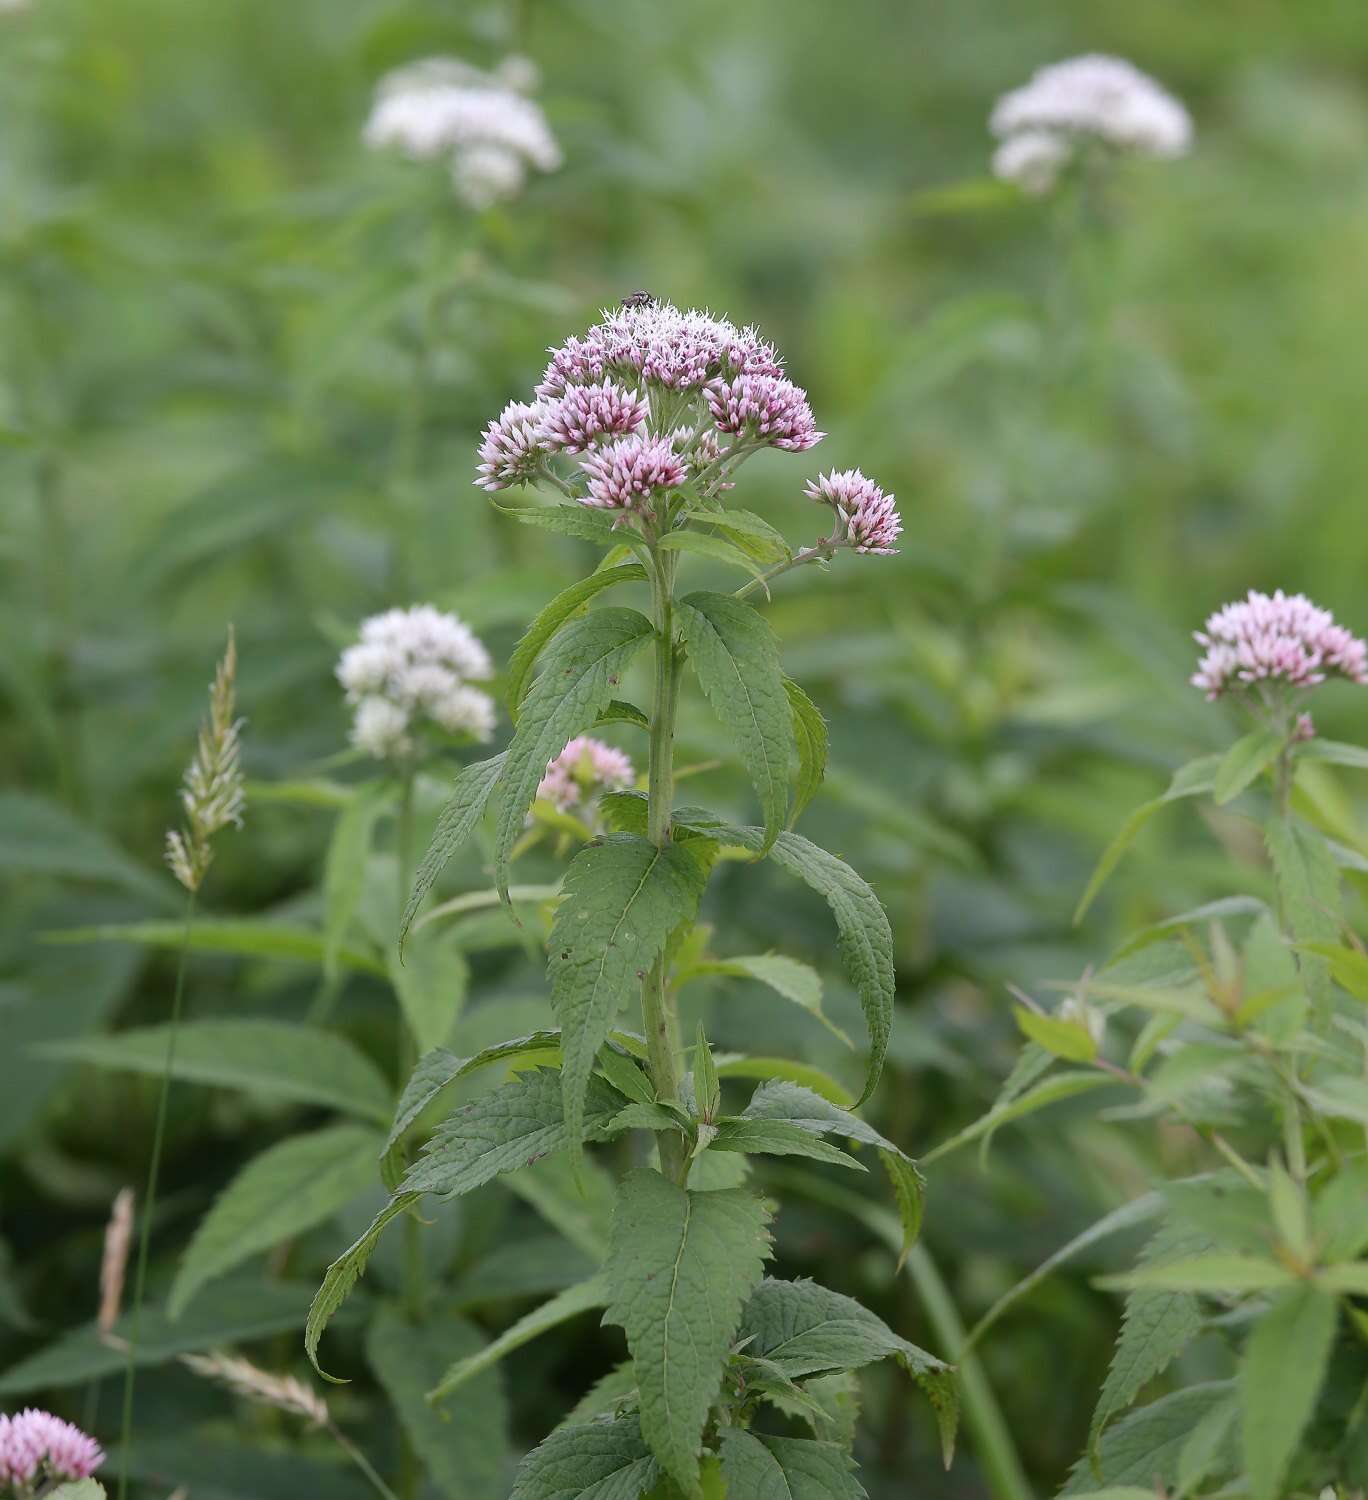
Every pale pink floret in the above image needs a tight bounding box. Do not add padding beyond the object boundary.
[475,399,550,491]
[540,380,649,454]
[1191,589,1368,701]
[536,736,635,811]
[704,373,825,452]
[804,469,902,555]
[579,434,688,511]
[0,1408,104,1485]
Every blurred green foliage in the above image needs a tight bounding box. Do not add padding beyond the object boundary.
[4,0,1368,1496]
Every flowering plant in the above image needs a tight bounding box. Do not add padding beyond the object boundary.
[305,299,952,1498]
[935,590,1368,1498]
[0,1409,103,1499]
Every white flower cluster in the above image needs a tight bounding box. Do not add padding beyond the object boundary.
[337,606,496,761]
[990,54,1192,194]
[363,55,562,210]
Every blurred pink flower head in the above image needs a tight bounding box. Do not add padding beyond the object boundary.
[0,1408,104,1486]
[1191,589,1368,701]
[804,469,902,555]
[540,380,649,454]
[579,434,689,511]
[536,736,635,812]
[476,399,551,492]
[704,373,825,452]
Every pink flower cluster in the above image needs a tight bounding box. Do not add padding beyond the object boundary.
[538,380,648,454]
[1191,590,1368,701]
[580,435,689,511]
[805,470,902,554]
[0,1409,103,1489]
[536,736,635,812]
[704,374,824,452]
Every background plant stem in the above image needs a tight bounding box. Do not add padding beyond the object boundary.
[117,889,197,1500]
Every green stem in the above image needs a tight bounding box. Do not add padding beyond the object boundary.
[330,1421,403,1500]
[769,1170,1035,1500]
[733,540,838,601]
[642,547,688,1184]
[117,889,197,1500]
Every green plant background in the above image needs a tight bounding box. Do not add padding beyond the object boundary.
[3,0,1368,1495]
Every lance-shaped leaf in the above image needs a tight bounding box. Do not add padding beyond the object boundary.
[308,1070,627,1375]
[675,823,892,1106]
[708,1120,865,1171]
[1265,816,1341,1017]
[677,593,794,851]
[401,753,506,950]
[507,563,648,718]
[677,953,850,1047]
[549,835,707,1162]
[323,783,389,980]
[784,679,828,828]
[1059,1382,1235,1494]
[602,1170,773,1497]
[500,502,633,547]
[170,1125,382,1318]
[718,1429,867,1500]
[491,609,654,902]
[738,1277,957,1465]
[510,1416,660,1500]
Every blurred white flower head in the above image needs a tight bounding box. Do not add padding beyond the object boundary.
[364,56,562,210]
[338,605,496,762]
[990,54,1192,193]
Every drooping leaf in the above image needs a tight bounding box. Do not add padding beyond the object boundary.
[2,1279,328,1395]
[306,1194,416,1377]
[602,1170,773,1497]
[510,1416,660,1500]
[677,592,794,850]
[1059,1382,1236,1494]
[367,1303,510,1500]
[38,1020,392,1124]
[1240,1284,1337,1500]
[44,919,385,974]
[678,953,850,1046]
[401,753,507,950]
[491,609,655,900]
[784,678,828,828]
[657,529,773,585]
[507,564,648,718]
[690,507,791,564]
[718,1430,867,1500]
[1265,816,1342,1016]
[1089,1223,1208,1456]
[1213,728,1283,805]
[708,1119,865,1170]
[429,1276,608,1404]
[1074,754,1223,923]
[169,1126,382,1318]
[738,1278,956,1463]
[548,834,707,1162]
[500,503,631,547]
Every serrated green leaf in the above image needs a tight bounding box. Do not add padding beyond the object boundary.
[367,1302,509,1500]
[1241,1285,1337,1500]
[691,507,791,564]
[676,824,891,1105]
[1059,1382,1235,1494]
[404,1068,628,1200]
[709,1120,865,1170]
[1266,817,1342,1017]
[694,1023,720,1122]
[677,593,794,850]
[1089,1223,1207,1456]
[324,783,389,981]
[1012,1006,1098,1063]
[508,564,648,718]
[492,609,654,901]
[499,502,630,546]
[784,678,828,828]
[658,528,772,585]
[307,1195,416,1377]
[556,1361,639,1430]
[596,699,651,730]
[389,930,469,1054]
[549,834,707,1162]
[680,954,849,1047]
[1176,1393,1237,1496]
[602,1170,772,1497]
[1074,755,1223,924]
[738,1277,957,1465]
[429,1275,608,1404]
[37,1020,392,1124]
[718,1429,866,1500]
[43,920,384,975]
[401,753,507,950]
[1213,728,1283,805]
[598,1045,656,1105]
[510,1416,660,1500]
[3,1279,326,1395]
[169,1125,381,1318]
